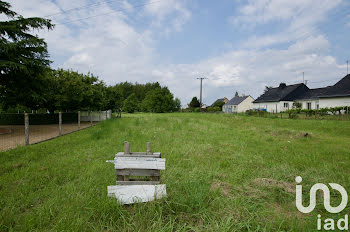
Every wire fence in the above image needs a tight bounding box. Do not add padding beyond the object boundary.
[0,110,112,151]
[245,110,350,120]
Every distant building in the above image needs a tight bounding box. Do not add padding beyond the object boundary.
[223,95,254,113]
[253,74,350,113]
[253,83,308,113]
[295,74,350,110]
[211,97,229,106]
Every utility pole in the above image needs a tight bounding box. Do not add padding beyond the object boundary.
[197,77,207,109]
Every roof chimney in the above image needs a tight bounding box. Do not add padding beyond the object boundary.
[279,83,287,89]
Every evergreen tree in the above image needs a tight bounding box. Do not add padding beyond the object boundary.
[189,97,200,108]
[235,91,239,97]
[0,1,54,109]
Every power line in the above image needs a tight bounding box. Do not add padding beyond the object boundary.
[44,0,128,18]
[55,0,164,25]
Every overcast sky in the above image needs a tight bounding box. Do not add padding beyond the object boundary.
[7,0,350,106]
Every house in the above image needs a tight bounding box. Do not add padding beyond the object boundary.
[295,74,350,110]
[223,95,254,113]
[211,97,229,106]
[253,74,350,112]
[253,83,309,113]
[201,104,208,109]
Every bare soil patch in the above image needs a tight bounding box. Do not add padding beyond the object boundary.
[0,122,96,151]
[252,178,295,194]
[211,179,233,197]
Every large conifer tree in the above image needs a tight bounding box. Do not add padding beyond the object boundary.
[0,1,54,109]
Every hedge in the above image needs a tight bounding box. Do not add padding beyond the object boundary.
[0,113,78,125]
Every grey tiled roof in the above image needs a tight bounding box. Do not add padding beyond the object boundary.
[320,74,350,98]
[253,83,308,103]
[211,98,227,106]
[294,86,332,100]
[224,96,249,106]
[295,74,350,100]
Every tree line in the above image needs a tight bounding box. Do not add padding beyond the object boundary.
[0,1,180,114]
[1,68,181,113]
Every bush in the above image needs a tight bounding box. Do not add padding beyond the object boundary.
[181,108,192,112]
[293,102,302,109]
[207,107,221,112]
[212,101,225,110]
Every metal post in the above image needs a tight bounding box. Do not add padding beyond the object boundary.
[59,112,62,136]
[24,113,29,145]
[124,141,130,155]
[78,111,80,130]
[147,142,152,155]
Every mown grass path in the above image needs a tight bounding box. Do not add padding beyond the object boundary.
[1,113,350,231]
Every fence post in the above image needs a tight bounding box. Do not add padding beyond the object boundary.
[78,111,80,130]
[124,141,130,154]
[106,110,108,120]
[99,111,101,121]
[147,142,152,155]
[59,112,62,136]
[24,113,29,145]
[90,111,92,126]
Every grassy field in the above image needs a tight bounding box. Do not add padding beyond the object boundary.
[1,113,350,231]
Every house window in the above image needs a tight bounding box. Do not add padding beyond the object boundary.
[234,106,237,110]
[284,103,289,109]
[307,102,312,110]
[316,104,319,110]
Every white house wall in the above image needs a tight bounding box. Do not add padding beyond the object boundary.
[296,97,350,110]
[253,101,293,113]
[237,96,254,113]
[222,96,254,113]
[297,100,319,110]
[319,97,350,108]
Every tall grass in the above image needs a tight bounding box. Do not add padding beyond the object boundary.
[1,113,350,231]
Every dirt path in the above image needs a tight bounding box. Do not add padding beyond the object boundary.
[0,122,96,151]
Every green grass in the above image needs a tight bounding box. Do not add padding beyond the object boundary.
[1,113,350,231]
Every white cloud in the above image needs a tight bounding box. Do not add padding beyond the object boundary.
[144,0,191,34]
[231,0,340,26]
[5,0,347,107]
[231,0,341,49]
[149,35,345,105]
